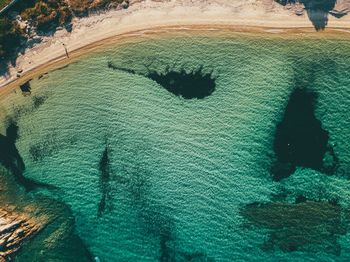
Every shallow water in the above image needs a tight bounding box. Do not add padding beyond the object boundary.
[1,31,350,261]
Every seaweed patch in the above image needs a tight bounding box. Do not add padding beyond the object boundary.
[241,200,348,255]
[28,131,76,162]
[19,80,32,96]
[0,119,53,191]
[97,141,112,217]
[271,88,337,181]
[107,61,216,99]
[32,95,48,109]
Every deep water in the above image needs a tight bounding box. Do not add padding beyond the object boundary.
[1,31,350,261]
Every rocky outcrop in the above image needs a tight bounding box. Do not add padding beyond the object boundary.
[0,208,43,260]
[329,0,350,18]
[0,162,95,261]
[275,0,350,30]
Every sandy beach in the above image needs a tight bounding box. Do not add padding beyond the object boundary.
[1,0,350,91]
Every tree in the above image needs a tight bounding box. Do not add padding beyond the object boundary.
[0,18,22,59]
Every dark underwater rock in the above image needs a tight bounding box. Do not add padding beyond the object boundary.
[272,88,337,181]
[0,120,52,191]
[241,200,347,254]
[107,62,216,99]
[146,67,216,99]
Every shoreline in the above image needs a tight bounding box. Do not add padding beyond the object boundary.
[1,0,350,92]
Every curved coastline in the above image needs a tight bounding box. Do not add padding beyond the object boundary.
[1,24,350,95]
[0,11,350,260]
[1,0,350,92]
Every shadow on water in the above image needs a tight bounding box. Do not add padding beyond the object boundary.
[107,61,216,99]
[271,88,337,181]
[97,140,111,217]
[240,199,350,255]
[275,0,338,30]
[0,119,54,191]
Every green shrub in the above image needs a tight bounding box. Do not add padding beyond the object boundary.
[0,18,22,59]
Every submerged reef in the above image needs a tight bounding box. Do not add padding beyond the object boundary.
[271,88,337,181]
[109,155,214,261]
[0,119,52,191]
[107,62,216,99]
[19,80,32,96]
[146,67,216,99]
[241,200,349,255]
[0,120,36,191]
[97,142,111,217]
[28,131,76,162]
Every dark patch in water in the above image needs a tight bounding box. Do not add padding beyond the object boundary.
[106,143,214,261]
[151,213,213,262]
[157,215,176,262]
[107,61,216,99]
[241,200,347,255]
[271,88,337,181]
[28,132,76,162]
[295,195,307,203]
[136,188,212,261]
[19,80,32,95]
[147,67,216,99]
[97,141,111,217]
[38,72,49,80]
[275,0,337,30]
[29,144,48,162]
[0,119,53,191]
[32,95,48,109]
[180,251,215,262]
[107,61,136,75]
[117,162,212,261]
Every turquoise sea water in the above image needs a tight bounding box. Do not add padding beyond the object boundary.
[1,31,350,261]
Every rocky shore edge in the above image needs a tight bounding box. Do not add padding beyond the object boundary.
[0,169,93,261]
